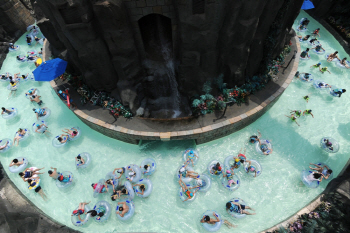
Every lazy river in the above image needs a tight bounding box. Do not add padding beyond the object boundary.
[0,11,350,232]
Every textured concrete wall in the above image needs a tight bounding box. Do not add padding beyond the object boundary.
[34,0,303,117]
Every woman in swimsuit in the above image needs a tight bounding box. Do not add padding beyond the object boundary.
[62,128,78,139]
[19,167,44,182]
[13,128,26,146]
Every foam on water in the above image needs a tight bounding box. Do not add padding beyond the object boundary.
[0,11,350,232]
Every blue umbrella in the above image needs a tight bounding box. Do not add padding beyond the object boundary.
[33,58,68,81]
[301,0,314,10]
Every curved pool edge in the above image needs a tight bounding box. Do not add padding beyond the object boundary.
[0,162,80,233]
[261,157,350,233]
[48,35,301,145]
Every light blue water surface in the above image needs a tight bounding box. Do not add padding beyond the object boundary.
[0,11,350,233]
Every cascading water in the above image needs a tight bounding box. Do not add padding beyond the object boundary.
[139,14,184,118]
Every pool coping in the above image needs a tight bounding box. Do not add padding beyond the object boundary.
[47,36,301,145]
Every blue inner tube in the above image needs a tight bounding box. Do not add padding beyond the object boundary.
[243,160,262,177]
[0,138,12,153]
[182,148,199,165]
[313,80,330,90]
[32,120,47,134]
[93,179,106,198]
[301,170,320,189]
[71,204,91,227]
[133,178,153,198]
[179,186,197,203]
[227,198,247,219]
[9,45,20,52]
[336,60,350,69]
[299,73,313,82]
[52,135,68,148]
[191,174,211,193]
[220,174,240,191]
[14,129,30,142]
[140,158,156,176]
[76,152,92,169]
[200,210,223,232]
[56,171,74,188]
[104,172,118,190]
[0,73,12,82]
[8,157,28,173]
[115,199,135,221]
[7,82,19,90]
[320,137,339,153]
[329,86,340,97]
[207,160,223,178]
[93,201,111,223]
[312,48,325,55]
[175,165,196,183]
[2,108,18,120]
[37,108,51,120]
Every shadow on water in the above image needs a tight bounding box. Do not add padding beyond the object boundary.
[338,122,350,141]
[139,140,196,154]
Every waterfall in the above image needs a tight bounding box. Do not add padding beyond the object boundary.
[156,16,182,118]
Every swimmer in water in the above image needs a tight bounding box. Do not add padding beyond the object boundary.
[249,130,262,144]
[285,114,300,126]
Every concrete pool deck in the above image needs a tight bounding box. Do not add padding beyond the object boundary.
[49,35,300,145]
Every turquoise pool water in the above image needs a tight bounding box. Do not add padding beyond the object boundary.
[1,11,350,232]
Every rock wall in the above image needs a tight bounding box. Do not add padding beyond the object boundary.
[0,0,35,67]
[31,0,304,117]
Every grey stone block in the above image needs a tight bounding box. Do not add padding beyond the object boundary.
[136,0,147,7]
[146,0,156,7]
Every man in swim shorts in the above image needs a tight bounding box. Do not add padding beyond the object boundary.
[48,167,59,180]
[30,94,43,106]
[116,201,129,217]
[33,107,47,120]
[249,130,262,144]
[1,107,13,115]
[19,167,44,182]
[226,201,256,215]
[300,48,310,58]
[9,158,24,167]
[340,57,350,69]
[332,88,346,97]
